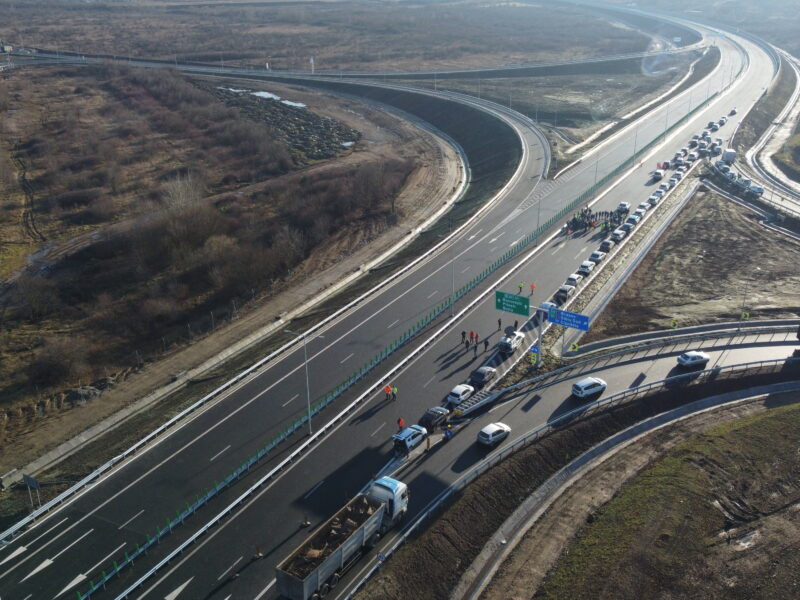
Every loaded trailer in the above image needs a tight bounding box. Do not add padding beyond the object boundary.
[275,477,408,600]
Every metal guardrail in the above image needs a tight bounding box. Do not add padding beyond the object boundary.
[5,33,738,591]
[347,355,800,598]
[505,324,798,396]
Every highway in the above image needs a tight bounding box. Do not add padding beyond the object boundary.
[0,9,787,600]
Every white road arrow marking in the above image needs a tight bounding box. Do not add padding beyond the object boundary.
[164,577,194,600]
[21,529,93,583]
[54,573,86,599]
[20,558,51,582]
[0,545,27,565]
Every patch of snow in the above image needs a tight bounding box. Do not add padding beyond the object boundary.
[341,141,355,147]
[252,91,281,101]
[219,87,248,93]
[280,100,306,108]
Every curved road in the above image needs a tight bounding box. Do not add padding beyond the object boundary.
[0,11,785,600]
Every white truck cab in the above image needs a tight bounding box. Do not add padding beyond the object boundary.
[367,477,409,528]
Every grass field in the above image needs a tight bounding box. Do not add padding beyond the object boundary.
[0,0,650,71]
[535,401,800,599]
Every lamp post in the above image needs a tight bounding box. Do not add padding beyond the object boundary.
[284,329,316,435]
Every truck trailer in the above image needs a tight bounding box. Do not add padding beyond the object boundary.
[275,477,409,600]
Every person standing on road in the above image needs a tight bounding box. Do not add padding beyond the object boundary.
[514,320,519,330]
[497,318,501,330]
[384,385,392,401]
[464,339,470,352]
[484,339,489,352]
[473,345,478,357]
[392,386,398,401]
[474,333,479,345]
[518,282,524,294]
[469,330,475,344]
[461,330,466,343]
[397,417,405,431]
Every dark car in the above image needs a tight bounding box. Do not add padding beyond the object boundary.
[599,239,616,253]
[418,406,450,431]
[469,366,497,388]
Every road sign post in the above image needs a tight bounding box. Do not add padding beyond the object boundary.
[495,291,530,316]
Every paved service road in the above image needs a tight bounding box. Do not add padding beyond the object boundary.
[0,12,784,600]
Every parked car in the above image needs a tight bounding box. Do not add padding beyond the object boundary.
[554,284,576,304]
[677,350,710,368]
[498,331,525,354]
[625,214,641,226]
[648,194,660,207]
[477,422,511,447]
[393,425,427,455]
[539,301,558,320]
[710,123,719,132]
[621,222,635,234]
[616,201,631,213]
[599,239,616,252]
[469,366,497,388]
[637,202,650,213]
[729,107,737,115]
[577,260,596,276]
[565,273,583,287]
[673,171,683,181]
[589,250,606,264]
[633,208,646,219]
[658,182,669,192]
[572,377,607,399]
[668,177,678,188]
[418,406,450,431]
[610,228,627,242]
[653,189,664,198]
[677,165,689,173]
[445,383,474,408]
[719,116,727,125]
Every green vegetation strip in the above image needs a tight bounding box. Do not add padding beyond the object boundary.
[536,401,800,599]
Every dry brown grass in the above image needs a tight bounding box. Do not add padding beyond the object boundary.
[0,64,410,412]
[0,0,650,71]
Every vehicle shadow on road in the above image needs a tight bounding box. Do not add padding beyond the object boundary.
[349,395,394,425]
[440,352,481,378]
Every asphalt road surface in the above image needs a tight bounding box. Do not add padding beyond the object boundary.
[0,13,784,600]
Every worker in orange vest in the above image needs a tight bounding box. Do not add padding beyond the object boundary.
[384,385,392,401]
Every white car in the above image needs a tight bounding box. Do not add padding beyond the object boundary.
[636,202,649,212]
[610,228,627,242]
[653,189,664,198]
[445,384,474,408]
[577,260,596,276]
[616,202,631,213]
[633,208,646,219]
[588,250,606,264]
[648,194,660,206]
[572,377,607,399]
[477,422,511,447]
[498,331,525,353]
[673,171,683,181]
[565,273,583,287]
[677,350,710,368]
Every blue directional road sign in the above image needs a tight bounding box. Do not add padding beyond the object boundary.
[547,307,590,331]
[529,344,539,353]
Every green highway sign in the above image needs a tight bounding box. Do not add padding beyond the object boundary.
[495,291,530,316]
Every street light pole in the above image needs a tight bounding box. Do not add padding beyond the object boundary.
[285,329,313,435]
